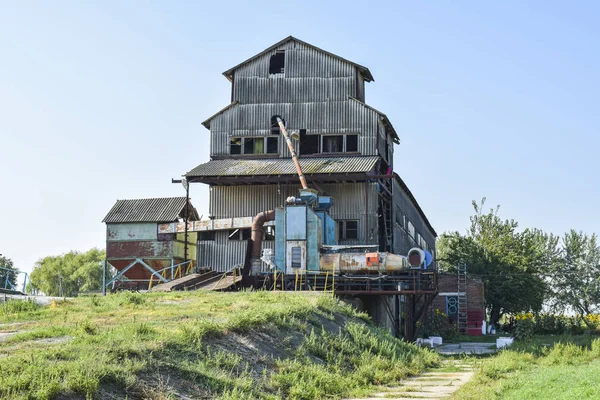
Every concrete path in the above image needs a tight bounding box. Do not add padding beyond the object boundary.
[1,294,71,305]
[347,361,475,400]
[437,342,496,355]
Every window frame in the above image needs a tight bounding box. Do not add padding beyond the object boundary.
[338,220,359,240]
[229,136,279,156]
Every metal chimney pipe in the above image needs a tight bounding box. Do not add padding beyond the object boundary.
[276,117,308,190]
[251,210,276,261]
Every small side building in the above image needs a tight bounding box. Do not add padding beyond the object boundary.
[430,273,486,335]
[102,197,199,290]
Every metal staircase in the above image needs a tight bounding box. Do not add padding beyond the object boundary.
[457,263,467,333]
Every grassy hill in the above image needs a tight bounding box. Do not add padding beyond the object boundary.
[0,291,439,400]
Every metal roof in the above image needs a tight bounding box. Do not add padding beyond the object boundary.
[186,156,379,178]
[222,36,374,82]
[102,197,199,224]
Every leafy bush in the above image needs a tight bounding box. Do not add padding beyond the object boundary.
[515,313,535,341]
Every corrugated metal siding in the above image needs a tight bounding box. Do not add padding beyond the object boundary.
[197,231,276,272]
[209,183,379,246]
[392,179,436,255]
[103,197,188,223]
[186,156,378,177]
[209,101,380,157]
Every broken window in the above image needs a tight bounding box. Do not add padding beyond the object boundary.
[230,138,242,154]
[266,137,278,154]
[228,228,251,240]
[300,129,319,155]
[198,231,215,241]
[264,225,276,241]
[269,51,285,75]
[322,135,343,153]
[271,116,285,135]
[338,220,359,240]
[346,135,358,152]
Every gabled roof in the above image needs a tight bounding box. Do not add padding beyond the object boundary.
[102,197,199,224]
[186,156,379,178]
[222,36,374,82]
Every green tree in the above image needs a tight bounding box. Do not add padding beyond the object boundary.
[548,230,600,328]
[29,248,106,296]
[437,198,559,325]
[0,255,18,290]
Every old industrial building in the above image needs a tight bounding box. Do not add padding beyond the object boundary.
[102,37,442,339]
[183,36,437,271]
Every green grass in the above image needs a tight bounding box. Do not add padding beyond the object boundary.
[451,335,600,399]
[0,291,439,399]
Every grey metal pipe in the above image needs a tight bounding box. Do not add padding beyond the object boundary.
[251,210,276,260]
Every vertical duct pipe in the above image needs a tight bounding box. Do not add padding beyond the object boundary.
[251,210,276,261]
[276,116,308,190]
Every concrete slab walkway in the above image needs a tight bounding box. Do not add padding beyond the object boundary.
[347,361,475,400]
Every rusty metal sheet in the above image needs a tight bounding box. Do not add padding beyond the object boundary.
[106,241,173,259]
[158,217,275,233]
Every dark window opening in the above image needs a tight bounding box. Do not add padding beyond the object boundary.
[300,129,319,155]
[230,138,241,154]
[338,220,359,240]
[323,135,343,153]
[243,137,264,154]
[266,137,278,154]
[198,231,215,241]
[346,135,358,152]
[264,226,276,241]
[269,51,285,74]
[228,228,251,240]
[158,233,175,241]
[271,116,284,135]
[291,246,302,268]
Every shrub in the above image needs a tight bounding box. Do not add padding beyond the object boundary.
[515,313,534,341]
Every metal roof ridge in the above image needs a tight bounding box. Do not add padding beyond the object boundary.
[222,36,374,82]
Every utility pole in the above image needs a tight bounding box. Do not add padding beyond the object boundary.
[172,177,191,271]
[59,275,63,297]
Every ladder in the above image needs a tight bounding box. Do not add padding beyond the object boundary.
[377,177,394,253]
[457,263,467,333]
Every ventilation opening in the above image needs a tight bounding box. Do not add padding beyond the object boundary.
[291,246,302,269]
[271,116,284,135]
[269,51,285,74]
[300,129,319,154]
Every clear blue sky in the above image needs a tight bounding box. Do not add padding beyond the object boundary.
[1,1,599,277]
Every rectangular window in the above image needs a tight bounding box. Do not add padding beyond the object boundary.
[395,206,402,225]
[291,247,302,269]
[198,231,215,241]
[228,228,251,240]
[244,137,264,154]
[264,226,276,241]
[269,51,285,75]
[407,221,415,238]
[323,135,343,153]
[346,135,358,152]
[338,220,359,240]
[266,137,278,154]
[300,129,320,155]
[230,138,242,154]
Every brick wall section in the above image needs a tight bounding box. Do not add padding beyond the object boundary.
[431,273,485,317]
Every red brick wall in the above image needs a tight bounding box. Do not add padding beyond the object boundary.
[431,273,485,317]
